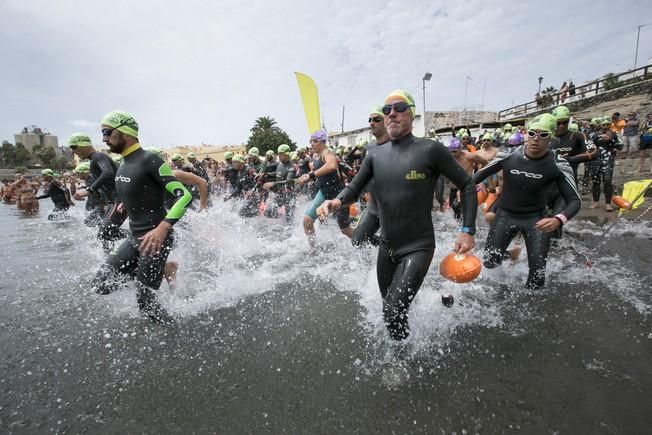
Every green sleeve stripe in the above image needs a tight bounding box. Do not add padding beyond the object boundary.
[159,162,173,177]
[165,180,192,220]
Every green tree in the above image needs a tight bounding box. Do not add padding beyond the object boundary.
[246,116,296,154]
[36,146,57,167]
[1,141,16,167]
[52,156,71,171]
[14,144,32,167]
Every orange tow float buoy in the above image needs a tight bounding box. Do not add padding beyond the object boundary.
[439,252,482,283]
[611,195,631,210]
[476,185,488,205]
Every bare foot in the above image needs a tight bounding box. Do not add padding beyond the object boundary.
[605,204,614,212]
[590,202,600,209]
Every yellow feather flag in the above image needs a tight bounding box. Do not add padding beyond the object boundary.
[294,72,321,134]
[621,179,652,211]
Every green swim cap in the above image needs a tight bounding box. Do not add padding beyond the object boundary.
[74,162,91,174]
[504,123,512,130]
[369,105,384,117]
[511,126,518,133]
[100,110,139,138]
[248,147,260,156]
[277,144,291,154]
[528,113,557,133]
[171,153,183,161]
[232,155,245,164]
[41,169,54,177]
[266,150,275,157]
[600,118,611,126]
[461,133,470,139]
[68,132,92,147]
[482,133,493,141]
[187,152,196,159]
[384,89,416,116]
[224,151,234,160]
[290,151,298,161]
[552,105,571,120]
[145,147,163,157]
[356,140,368,149]
[569,122,579,132]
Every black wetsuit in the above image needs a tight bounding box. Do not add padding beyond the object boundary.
[92,145,191,319]
[266,160,296,223]
[37,180,72,215]
[590,131,622,205]
[351,140,387,247]
[337,133,477,340]
[473,146,581,289]
[549,131,595,178]
[87,151,128,250]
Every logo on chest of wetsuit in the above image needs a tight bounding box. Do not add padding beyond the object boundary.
[556,147,572,152]
[405,170,426,180]
[509,169,543,179]
[115,175,132,183]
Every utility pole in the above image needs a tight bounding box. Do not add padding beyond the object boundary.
[340,105,345,133]
[634,23,652,69]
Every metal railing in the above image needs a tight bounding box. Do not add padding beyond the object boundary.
[498,65,652,120]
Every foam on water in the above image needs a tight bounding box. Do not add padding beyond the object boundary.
[6,197,651,374]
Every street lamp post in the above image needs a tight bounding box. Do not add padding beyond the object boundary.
[463,76,472,124]
[634,23,652,69]
[422,72,432,121]
[538,76,543,94]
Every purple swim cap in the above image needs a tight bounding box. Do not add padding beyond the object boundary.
[448,137,462,150]
[310,130,328,142]
[508,132,524,146]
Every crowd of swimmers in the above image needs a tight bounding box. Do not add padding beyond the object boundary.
[1,90,647,340]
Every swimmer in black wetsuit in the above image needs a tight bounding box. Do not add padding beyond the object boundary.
[319,89,477,340]
[351,105,390,247]
[36,169,74,217]
[262,144,296,223]
[550,106,596,179]
[473,113,581,290]
[91,111,192,323]
[68,133,128,251]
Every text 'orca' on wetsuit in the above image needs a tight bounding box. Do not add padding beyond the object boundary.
[115,144,192,236]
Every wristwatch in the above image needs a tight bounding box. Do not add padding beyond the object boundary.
[459,226,476,236]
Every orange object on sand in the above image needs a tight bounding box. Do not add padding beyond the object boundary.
[439,253,482,283]
[611,195,631,209]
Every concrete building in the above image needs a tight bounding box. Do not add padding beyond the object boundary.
[14,126,59,152]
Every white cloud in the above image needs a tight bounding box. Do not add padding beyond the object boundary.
[1,0,651,147]
[69,119,99,129]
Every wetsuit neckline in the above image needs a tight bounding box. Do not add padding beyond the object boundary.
[121,143,141,157]
[390,133,414,145]
[522,146,549,160]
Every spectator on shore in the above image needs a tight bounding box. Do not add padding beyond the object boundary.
[638,113,652,174]
[610,112,625,136]
[559,81,569,103]
[567,81,576,100]
[622,112,640,160]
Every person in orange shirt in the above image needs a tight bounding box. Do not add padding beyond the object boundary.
[610,112,626,135]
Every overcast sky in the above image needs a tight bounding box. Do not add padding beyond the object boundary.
[1,0,651,148]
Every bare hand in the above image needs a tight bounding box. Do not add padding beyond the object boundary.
[316,199,341,222]
[138,223,171,256]
[454,232,475,254]
[117,203,125,213]
[262,182,274,190]
[535,217,561,233]
[73,189,88,200]
[296,174,310,185]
